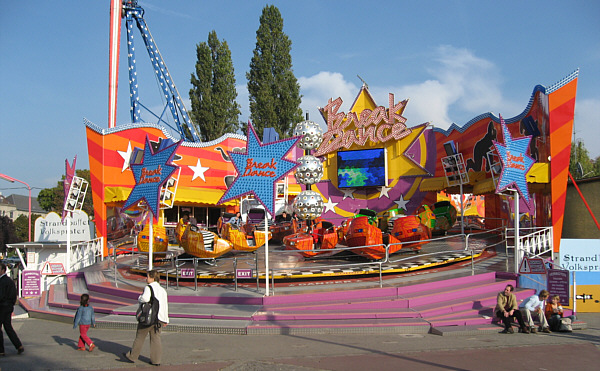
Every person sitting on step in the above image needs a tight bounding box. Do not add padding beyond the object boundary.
[495,284,529,334]
[519,289,551,334]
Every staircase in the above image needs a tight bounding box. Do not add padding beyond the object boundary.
[19,270,584,335]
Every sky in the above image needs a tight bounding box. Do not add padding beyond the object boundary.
[1,0,599,197]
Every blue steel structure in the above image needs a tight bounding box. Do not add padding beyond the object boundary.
[122,0,200,142]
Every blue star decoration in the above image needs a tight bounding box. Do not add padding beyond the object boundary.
[123,136,181,222]
[218,123,300,217]
[493,115,535,203]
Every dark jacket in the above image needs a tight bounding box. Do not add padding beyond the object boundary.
[0,274,17,309]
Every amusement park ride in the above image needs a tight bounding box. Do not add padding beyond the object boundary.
[110,0,438,262]
[88,1,579,279]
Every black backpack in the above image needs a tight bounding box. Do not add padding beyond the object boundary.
[135,285,159,327]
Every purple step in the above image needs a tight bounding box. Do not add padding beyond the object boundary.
[47,284,125,315]
[402,280,512,308]
[396,272,497,296]
[425,307,494,320]
[260,297,410,312]
[262,272,498,308]
[414,288,535,318]
[66,275,137,306]
[262,287,399,307]
[252,307,418,321]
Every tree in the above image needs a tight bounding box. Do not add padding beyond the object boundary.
[0,215,17,255]
[569,141,600,179]
[37,170,94,218]
[14,213,42,242]
[247,5,303,139]
[189,30,241,141]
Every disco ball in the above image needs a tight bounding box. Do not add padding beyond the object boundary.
[294,155,323,185]
[294,120,323,151]
[292,190,324,220]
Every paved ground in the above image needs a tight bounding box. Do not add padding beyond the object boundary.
[1,313,598,370]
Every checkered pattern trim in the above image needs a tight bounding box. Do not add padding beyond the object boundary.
[140,251,475,280]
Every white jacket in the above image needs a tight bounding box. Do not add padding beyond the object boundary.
[139,281,169,324]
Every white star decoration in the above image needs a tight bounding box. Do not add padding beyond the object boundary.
[378,185,392,199]
[117,141,133,172]
[189,159,210,182]
[323,197,338,213]
[341,188,355,200]
[394,194,409,211]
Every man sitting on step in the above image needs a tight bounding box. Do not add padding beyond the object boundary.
[495,284,529,334]
[519,289,551,333]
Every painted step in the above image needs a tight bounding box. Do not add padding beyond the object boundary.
[66,275,138,306]
[252,307,418,321]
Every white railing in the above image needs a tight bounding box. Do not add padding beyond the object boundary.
[67,237,104,272]
[519,227,553,258]
[509,226,553,273]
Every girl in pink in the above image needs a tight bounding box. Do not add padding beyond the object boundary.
[73,294,96,351]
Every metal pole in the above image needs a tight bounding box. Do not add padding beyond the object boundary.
[194,258,198,291]
[573,271,577,315]
[460,182,465,235]
[264,214,269,296]
[234,257,238,292]
[255,252,259,290]
[505,228,509,272]
[149,217,154,270]
[27,185,31,241]
[66,214,71,273]
[471,249,474,275]
[0,173,32,241]
[513,189,520,274]
[271,269,275,296]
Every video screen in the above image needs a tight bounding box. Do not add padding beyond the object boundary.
[337,148,387,188]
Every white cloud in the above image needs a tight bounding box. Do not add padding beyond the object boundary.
[298,72,358,126]
[297,46,523,130]
[574,98,600,159]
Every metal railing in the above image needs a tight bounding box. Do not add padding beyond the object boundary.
[105,225,509,295]
[67,237,104,273]
[507,226,554,273]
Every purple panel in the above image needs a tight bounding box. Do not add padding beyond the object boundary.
[396,272,496,295]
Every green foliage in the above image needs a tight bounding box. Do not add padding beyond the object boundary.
[189,30,241,141]
[14,213,42,242]
[569,141,600,179]
[247,5,303,139]
[37,186,63,212]
[37,170,94,218]
[0,215,17,254]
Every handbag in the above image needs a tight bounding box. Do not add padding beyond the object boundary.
[558,317,573,332]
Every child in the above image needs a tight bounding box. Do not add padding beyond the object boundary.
[73,294,96,351]
[545,294,575,332]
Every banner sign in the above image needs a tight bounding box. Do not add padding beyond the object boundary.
[35,211,92,242]
[41,262,66,275]
[493,115,535,203]
[547,269,570,303]
[315,93,412,156]
[180,268,195,278]
[21,270,41,296]
[236,269,253,279]
[519,257,547,274]
[559,239,600,272]
[123,136,180,222]
[218,123,299,217]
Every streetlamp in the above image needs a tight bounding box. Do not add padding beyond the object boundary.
[0,173,32,242]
